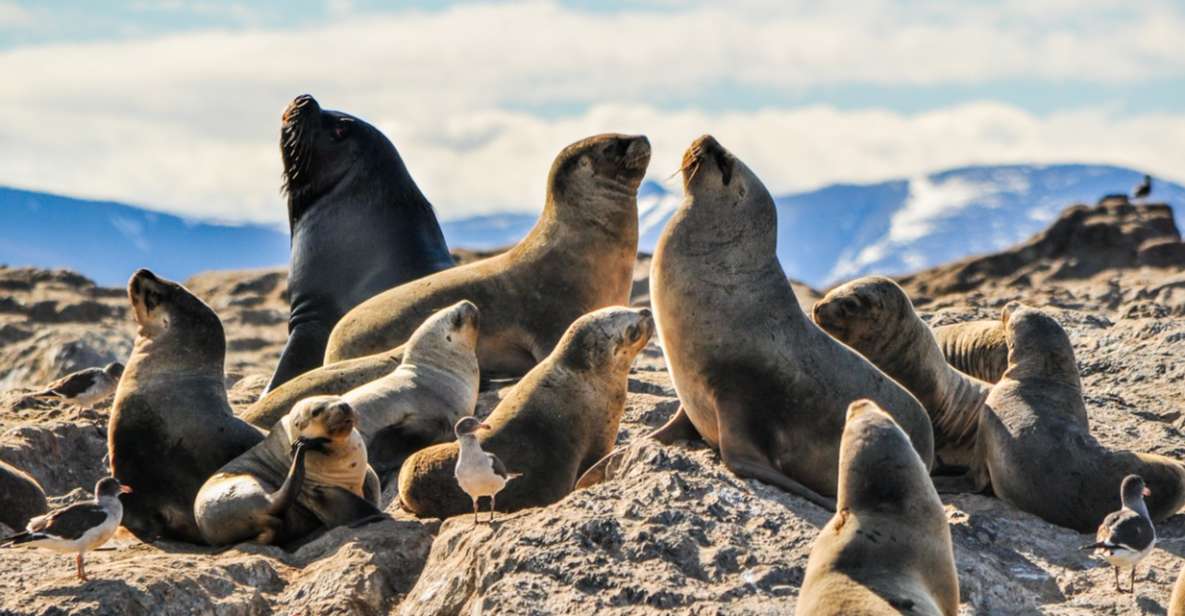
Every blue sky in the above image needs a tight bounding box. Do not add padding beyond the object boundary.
[1,0,1182,223]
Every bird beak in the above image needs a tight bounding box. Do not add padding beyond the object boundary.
[120,485,134,494]
[1143,487,1152,497]
[480,423,492,430]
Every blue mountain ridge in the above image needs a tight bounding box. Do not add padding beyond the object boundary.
[2,163,1180,288]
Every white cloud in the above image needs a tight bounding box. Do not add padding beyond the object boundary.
[0,1,1183,224]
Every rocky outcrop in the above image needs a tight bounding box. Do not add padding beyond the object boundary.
[899,200,1185,299]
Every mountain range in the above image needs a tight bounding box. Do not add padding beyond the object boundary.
[2,163,1180,288]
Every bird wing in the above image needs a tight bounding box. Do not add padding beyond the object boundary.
[1096,509,1154,552]
[28,503,110,540]
[46,369,102,397]
[487,452,520,480]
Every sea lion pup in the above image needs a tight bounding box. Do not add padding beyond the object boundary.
[587,136,932,509]
[796,400,958,616]
[812,276,989,467]
[325,133,651,380]
[931,320,1007,383]
[0,460,48,530]
[398,306,653,518]
[194,396,382,547]
[978,304,1185,531]
[244,302,480,477]
[109,269,264,544]
[265,94,455,393]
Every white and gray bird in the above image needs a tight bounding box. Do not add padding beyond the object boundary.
[2,477,131,581]
[1133,174,1152,200]
[453,416,521,525]
[1083,474,1156,594]
[29,362,124,409]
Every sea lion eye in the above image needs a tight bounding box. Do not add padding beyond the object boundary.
[312,407,323,417]
[627,325,640,342]
[332,121,350,141]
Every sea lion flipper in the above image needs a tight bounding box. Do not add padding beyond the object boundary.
[648,405,701,444]
[716,400,836,511]
[307,486,385,528]
[267,440,311,517]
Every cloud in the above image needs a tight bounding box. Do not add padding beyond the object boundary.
[0,1,1183,223]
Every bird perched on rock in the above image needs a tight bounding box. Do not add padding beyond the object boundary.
[453,416,521,524]
[29,362,124,409]
[1133,174,1152,200]
[1083,474,1156,593]
[2,477,131,581]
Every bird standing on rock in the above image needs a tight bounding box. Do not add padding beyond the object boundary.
[453,416,521,524]
[1083,474,1156,594]
[29,362,124,409]
[1,477,131,581]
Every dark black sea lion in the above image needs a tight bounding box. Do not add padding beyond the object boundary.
[266,94,454,393]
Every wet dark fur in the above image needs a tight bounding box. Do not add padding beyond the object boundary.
[266,94,454,392]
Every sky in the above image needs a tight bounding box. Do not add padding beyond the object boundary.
[1,0,1183,225]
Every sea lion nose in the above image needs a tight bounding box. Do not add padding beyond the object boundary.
[283,94,320,123]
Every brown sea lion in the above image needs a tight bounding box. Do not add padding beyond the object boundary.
[796,400,959,616]
[398,307,653,518]
[931,320,1007,383]
[0,460,48,530]
[324,134,651,381]
[108,269,264,543]
[812,276,989,467]
[977,304,1185,531]
[194,396,381,546]
[579,136,933,509]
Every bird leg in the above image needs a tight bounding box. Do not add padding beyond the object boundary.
[76,553,87,581]
[1130,567,1136,595]
[472,498,479,526]
[490,493,496,524]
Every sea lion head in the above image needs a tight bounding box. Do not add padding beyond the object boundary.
[838,399,934,514]
[1001,303,1080,386]
[127,269,225,361]
[289,395,358,443]
[676,135,777,256]
[812,276,912,349]
[280,94,411,224]
[547,133,650,227]
[404,300,481,364]
[557,306,654,374]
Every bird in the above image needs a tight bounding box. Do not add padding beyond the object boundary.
[1133,175,1152,200]
[453,416,521,525]
[2,477,131,581]
[28,362,124,409]
[1082,474,1156,594]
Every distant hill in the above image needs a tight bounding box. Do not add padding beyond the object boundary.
[3,164,1181,288]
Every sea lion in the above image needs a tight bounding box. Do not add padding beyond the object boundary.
[398,306,653,518]
[977,304,1185,531]
[796,400,959,616]
[325,133,651,381]
[244,301,480,477]
[108,269,264,544]
[265,94,455,393]
[931,320,1007,383]
[812,276,989,467]
[194,396,381,546]
[1170,563,1185,616]
[0,460,48,530]
[583,136,932,509]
